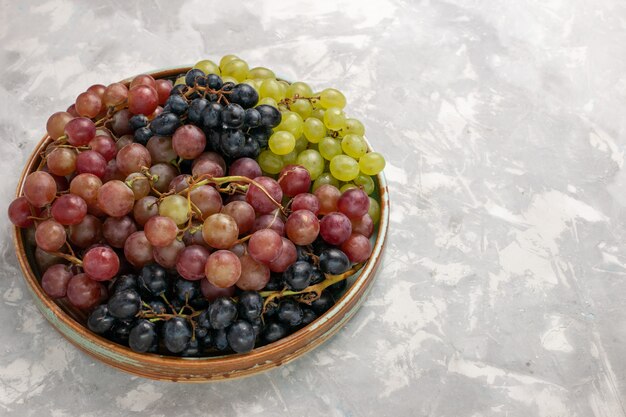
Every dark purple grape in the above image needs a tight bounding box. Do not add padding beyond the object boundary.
[262,320,288,344]
[230,84,258,109]
[319,248,351,275]
[277,299,303,327]
[138,264,168,297]
[87,304,115,334]
[227,320,255,353]
[163,317,192,353]
[107,289,141,319]
[311,291,335,315]
[283,261,313,291]
[150,112,181,136]
[129,320,157,353]
[238,291,263,321]
[209,297,237,329]
[256,105,281,128]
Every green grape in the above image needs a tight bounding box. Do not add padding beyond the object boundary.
[257,97,278,108]
[291,99,313,119]
[194,59,220,75]
[359,152,386,175]
[174,76,186,86]
[296,150,324,180]
[221,75,239,85]
[287,82,313,98]
[354,173,375,195]
[258,150,283,175]
[278,80,290,92]
[311,108,325,120]
[319,137,342,160]
[219,54,239,68]
[368,197,380,224]
[319,88,346,109]
[312,172,340,191]
[341,134,368,158]
[269,131,296,155]
[276,111,303,138]
[221,59,249,82]
[248,67,275,79]
[340,183,357,193]
[303,117,326,143]
[323,107,347,130]
[330,155,359,182]
[294,136,308,153]
[159,195,190,226]
[281,149,299,166]
[259,79,285,101]
[344,118,365,136]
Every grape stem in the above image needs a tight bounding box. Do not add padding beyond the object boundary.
[48,251,83,266]
[259,263,364,313]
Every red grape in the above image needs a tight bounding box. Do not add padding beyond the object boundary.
[229,157,262,179]
[246,176,283,214]
[314,184,340,215]
[205,250,242,288]
[125,172,151,200]
[116,143,152,176]
[64,117,96,146]
[201,279,236,301]
[8,196,34,228]
[124,231,154,267]
[191,159,224,179]
[51,194,87,225]
[193,152,227,173]
[83,246,119,281]
[285,210,320,245]
[41,264,73,298]
[248,229,283,264]
[47,147,77,176]
[46,111,73,140]
[23,171,56,208]
[278,165,311,197]
[103,82,129,107]
[319,212,352,245]
[89,135,117,161]
[149,163,177,193]
[190,185,223,219]
[35,219,66,252]
[251,214,285,236]
[202,213,239,249]
[291,193,320,215]
[111,109,133,136]
[102,216,137,248]
[69,173,102,208]
[97,180,134,217]
[66,104,79,117]
[268,237,297,273]
[337,188,370,219]
[66,273,103,309]
[68,214,103,248]
[130,74,157,90]
[172,125,206,160]
[236,254,271,291]
[128,85,159,115]
[153,239,185,269]
[76,150,107,177]
[75,91,102,119]
[146,136,177,164]
[351,214,374,238]
[340,233,372,263]
[144,215,178,247]
[221,201,255,235]
[155,79,173,105]
[133,196,159,226]
[176,244,210,281]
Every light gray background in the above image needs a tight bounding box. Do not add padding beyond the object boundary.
[1,0,625,416]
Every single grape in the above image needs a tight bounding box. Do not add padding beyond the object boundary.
[285,210,320,245]
[130,74,157,89]
[194,59,220,75]
[133,196,159,226]
[276,111,304,138]
[201,279,236,301]
[228,157,262,179]
[202,213,239,249]
[67,273,104,310]
[76,150,107,178]
[256,104,282,128]
[337,188,370,219]
[155,79,173,105]
[89,135,117,161]
[173,277,200,302]
[150,112,181,136]
[128,85,159,115]
[269,131,296,155]
[23,171,56,208]
[8,196,34,228]
[262,320,288,344]
[236,254,271,291]
[368,197,381,224]
[221,58,249,82]
[296,149,324,180]
[343,118,365,136]
[341,134,368,159]
[227,320,255,353]
[246,176,283,214]
[268,238,297,273]
[146,135,177,164]
[320,212,352,245]
[83,246,119,281]
[129,320,157,353]
[351,213,374,238]
[323,107,347,130]
[278,165,311,197]
[65,117,96,146]
[107,289,141,319]
[41,264,73,298]
[97,180,134,217]
[353,173,375,195]
[277,299,304,326]
[51,194,87,226]
[47,147,77,176]
[159,194,190,226]
[149,163,177,193]
[87,305,115,334]
[35,219,66,252]
[330,155,360,182]
[340,233,372,263]
[144,215,178,247]
[303,117,326,143]
[257,150,283,175]
[319,248,351,275]
[176,244,211,281]
[153,239,185,269]
[75,91,102,118]
[116,143,152,176]
[248,229,283,264]
[221,201,255,235]
[319,88,346,109]
[110,109,133,136]
[230,84,259,109]
[205,250,242,288]
[209,297,237,329]
[103,83,129,107]
[101,215,136,248]
[125,172,150,200]
[314,184,341,215]
[68,214,103,248]
[124,231,154,267]
[251,214,285,236]
[259,79,285,101]
[291,193,320,215]
[172,125,206,159]
[311,291,335,314]
[46,111,74,140]
[291,99,313,119]
[163,317,192,353]
[359,152,386,175]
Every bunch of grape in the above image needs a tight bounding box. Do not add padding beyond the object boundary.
[8,55,385,356]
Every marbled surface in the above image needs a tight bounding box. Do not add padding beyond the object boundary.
[1,0,625,416]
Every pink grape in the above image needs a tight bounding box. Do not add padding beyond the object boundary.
[116,143,152,176]
[278,165,312,197]
[8,196,34,228]
[97,180,134,217]
[68,214,102,248]
[205,250,242,288]
[69,173,102,208]
[248,229,283,264]
[111,109,133,136]
[251,214,285,236]
[246,176,283,214]
[82,246,120,281]
[201,280,236,301]
[103,82,129,107]
[193,152,226,173]
[340,233,372,263]
[319,212,352,245]
[202,213,239,249]
[102,216,137,248]
[149,163,177,193]
[124,231,154,267]
[116,135,134,151]
[291,193,320,215]
[51,194,87,225]
[182,221,208,247]
[190,185,223,219]
[128,85,159,115]
[268,237,297,273]
[172,125,206,160]
[66,273,104,309]
[133,196,159,226]
[176,244,210,281]
[76,150,107,178]
[23,171,56,208]
[155,79,173,105]
[153,239,185,269]
[236,254,271,291]
[351,214,374,238]
[89,135,117,161]
[41,264,73,298]
[144,215,178,247]
[130,74,157,89]
[47,147,77,176]
[64,117,96,146]
[147,136,177,164]
[125,172,151,200]
[285,210,320,245]
[169,174,191,193]
[314,184,340,215]
[191,159,224,178]
[35,219,66,252]
[46,111,74,139]
[75,91,102,118]
[221,201,255,235]
[102,159,126,182]
[337,188,370,219]
[229,157,262,179]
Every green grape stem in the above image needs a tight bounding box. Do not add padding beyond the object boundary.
[48,251,83,266]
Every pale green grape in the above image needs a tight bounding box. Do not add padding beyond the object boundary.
[344,118,365,136]
[159,195,190,225]
[257,97,278,108]
[276,111,303,138]
[194,59,220,75]
[294,136,308,153]
[311,108,325,120]
[291,99,313,119]
[319,137,342,160]
[281,149,299,166]
[269,131,296,155]
[258,150,283,174]
[359,152,386,175]
[174,76,186,86]
[319,88,346,109]
[221,59,249,82]
[221,75,239,85]
[313,172,340,191]
[303,117,326,143]
[330,155,359,182]
[219,54,239,68]
[287,82,313,98]
[259,79,285,101]
[248,67,275,79]
[354,173,375,195]
[368,197,380,224]
[341,134,368,158]
[278,80,290,94]
[340,183,358,193]
[296,150,324,180]
[323,107,347,130]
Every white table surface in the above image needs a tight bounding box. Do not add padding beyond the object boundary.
[1,1,625,416]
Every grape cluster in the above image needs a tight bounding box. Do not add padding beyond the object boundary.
[8,55,385,356]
